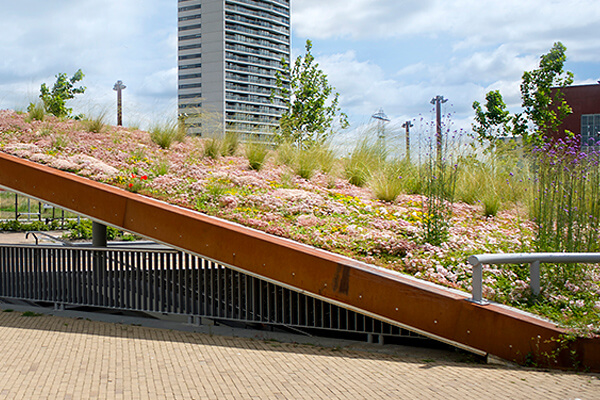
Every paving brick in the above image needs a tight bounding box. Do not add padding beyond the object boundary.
[0,311,598,399]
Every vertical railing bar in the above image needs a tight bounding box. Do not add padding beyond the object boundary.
[73,248,80,305]
[202,259,208,317]
[193,255,199,315]
[244,274,250,321]
[138,251,145,312]
[530,260,541,297]
[160,251,165,313]
[209,261,214,317]
[218,266,223,318]
[471,262,483,304]
[135,250,141,312]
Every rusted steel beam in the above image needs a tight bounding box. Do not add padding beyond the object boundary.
[0,152,597,371]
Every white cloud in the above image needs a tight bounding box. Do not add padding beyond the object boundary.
[293,0,600,60]
[0,0,597,137]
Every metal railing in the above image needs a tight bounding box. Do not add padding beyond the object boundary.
[468,253,600,304]
[0,244,421,340]
[0,190,72,226]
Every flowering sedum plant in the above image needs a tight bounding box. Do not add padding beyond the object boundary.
[0,109,598,337]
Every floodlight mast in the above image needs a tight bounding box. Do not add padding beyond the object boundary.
[113,80,126,126]
[371,108,391,142]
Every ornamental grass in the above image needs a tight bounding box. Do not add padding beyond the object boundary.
[0,109,598,337]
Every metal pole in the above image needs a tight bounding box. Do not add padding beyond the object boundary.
[471,262,484,304]
[113,80,126,126]
[430,95,448,162]
[402,121,413,161]
[529,261,541,297]
[92,222,107,248]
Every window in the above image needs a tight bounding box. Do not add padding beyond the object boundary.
[581,114,600,149]
[179,5,201,12]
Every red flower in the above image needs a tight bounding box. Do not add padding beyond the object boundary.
[131,173,136,179]
[128,183,134,188]
[141,175,148,180]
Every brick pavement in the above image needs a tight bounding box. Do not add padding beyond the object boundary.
[0,311,597,399]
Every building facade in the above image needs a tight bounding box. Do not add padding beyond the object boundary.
[177,0,290,140]
[551,83,600,149]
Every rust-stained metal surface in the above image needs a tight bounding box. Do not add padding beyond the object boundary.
[0,152,598,371]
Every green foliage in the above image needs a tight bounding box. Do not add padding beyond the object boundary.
[532,137,600,253]
[245,140,270,171]
[152,157,170,176]
[39,69,86,118]
[421,159,459,246]
[311,144,337,174]
[64,220,133,241]
[0,220,52,232]
[80,112,106,133]
[21,311,43,317]
[149,121,185,149]
[203,138,222,160]
[273,40,349,148]
[293,147,319,180]
[482,194,501,217]
[275,140,297,166]
[472,90,511,144]
[25,102,45,122]
[472,43,574,147]
[519,42,574,146]
[343,137,387,187]
[222,131,240,156]
[369,161,404,202]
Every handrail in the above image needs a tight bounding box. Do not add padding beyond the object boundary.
[25,231,73,246]
[468,252,600,304]
[0,242,179,254]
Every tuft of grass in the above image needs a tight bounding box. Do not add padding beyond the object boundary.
[80,112,106,133]
[50,133,70,151]
[21,311,43,317]
[153,157,170,176]
[203,138,222,160]
[344,138,387,187]
[149,121,185,149]
[293,148,318,180]
[369,161,404,202]
[26,102,45,122]
[482,193,501,217]
[276,140,296,166]
[312,143,337,174]
[222,131,240,156]
[245,140,270,171]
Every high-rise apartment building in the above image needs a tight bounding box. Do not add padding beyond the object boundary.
[177,0,291,139]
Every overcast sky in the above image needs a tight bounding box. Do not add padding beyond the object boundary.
[0,0,598,137]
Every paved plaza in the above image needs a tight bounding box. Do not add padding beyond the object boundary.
[0,309,596,400]
[0,232,599,399]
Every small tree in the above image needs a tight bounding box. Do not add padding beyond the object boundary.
[519,42,573,146]
[472,90,511,145]
[273,40,348,148]
[38,69,86,118]
[472,43,573,147]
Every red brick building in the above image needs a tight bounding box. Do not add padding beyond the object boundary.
[553,83,600,147]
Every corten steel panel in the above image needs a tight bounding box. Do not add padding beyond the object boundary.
[0,151,598,371]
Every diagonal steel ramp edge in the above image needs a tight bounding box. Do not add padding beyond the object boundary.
[1,152,598,371]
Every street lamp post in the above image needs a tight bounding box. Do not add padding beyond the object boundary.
[430,95,448,162]
[401,120,413,161]
[113,80,126,126]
